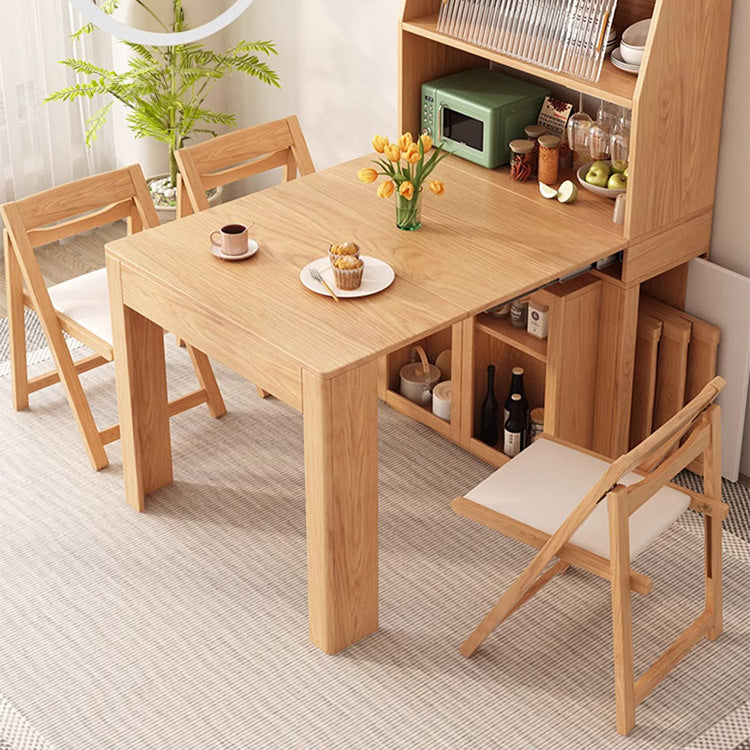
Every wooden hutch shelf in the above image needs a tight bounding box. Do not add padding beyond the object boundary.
[391,0,733,460]
[402,15,637,109]
[475,315,548,363]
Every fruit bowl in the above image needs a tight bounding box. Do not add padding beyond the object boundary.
[576,162,627,199]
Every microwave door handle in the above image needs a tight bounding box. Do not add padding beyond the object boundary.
[437,103,445,142]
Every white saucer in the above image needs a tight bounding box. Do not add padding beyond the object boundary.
[610,48,641,74]
[300,256,395,298]
[210,238,259,261]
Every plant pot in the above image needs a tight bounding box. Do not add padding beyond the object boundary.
[147,174,223,224]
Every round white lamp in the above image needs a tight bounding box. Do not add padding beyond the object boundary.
[66,0,256,45]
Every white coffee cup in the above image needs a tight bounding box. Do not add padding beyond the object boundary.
[210,223,248,256]
[432,381,452,421]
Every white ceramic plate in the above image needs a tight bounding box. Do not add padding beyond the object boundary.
[610,48,641,74]
[576,162,627,199]
[300,255,395,299]
[210,238,259,261]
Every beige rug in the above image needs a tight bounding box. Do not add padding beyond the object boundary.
[0,344,748,749]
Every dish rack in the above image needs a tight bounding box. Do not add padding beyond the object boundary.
[437,0,618,83]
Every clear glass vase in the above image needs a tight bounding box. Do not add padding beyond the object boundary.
[395,189,422,231]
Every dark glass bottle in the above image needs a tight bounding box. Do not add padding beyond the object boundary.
[480,364,500,446]
[504,366,530,441]
[504,393,526,457]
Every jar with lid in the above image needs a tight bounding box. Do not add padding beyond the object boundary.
[510,298,529,328]
[530,408,545,442]
[508,139,534,182]
[538,134,560,185]
[523,124,546,175]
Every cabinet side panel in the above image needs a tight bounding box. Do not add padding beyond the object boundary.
[626,0,733,239]
[546,282,602,449]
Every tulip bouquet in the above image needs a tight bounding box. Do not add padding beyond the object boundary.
[357,133,447,231]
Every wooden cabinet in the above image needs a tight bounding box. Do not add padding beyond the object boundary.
[389,0,732,459]
[380,275,602,468]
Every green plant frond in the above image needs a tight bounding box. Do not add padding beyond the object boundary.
[44,80,110,102]
[56,58,115,78]
[222,56,281,87]
[84,101,114,145]
[231,39,278,56]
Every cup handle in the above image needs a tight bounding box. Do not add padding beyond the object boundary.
[420,388,433,406]
[210,230,222,247]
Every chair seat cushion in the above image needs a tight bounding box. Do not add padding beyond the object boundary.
[464,437,690,561]
[48,268,112,346]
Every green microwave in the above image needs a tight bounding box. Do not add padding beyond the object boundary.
[421,68,549,169]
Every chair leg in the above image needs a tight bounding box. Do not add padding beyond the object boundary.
[702,404,723,640]
[46,329,109,471]
[186,345,226,418]
[609,487,636,735]
[5,241,29,410]
[256,386,270,399]
[705,515,723,640]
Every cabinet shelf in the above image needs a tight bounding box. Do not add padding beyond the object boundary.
[384,389,452,439]
[476,314,548,362]
[401,15,637,108]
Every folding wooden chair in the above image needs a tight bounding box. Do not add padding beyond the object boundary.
[452,376,727,735]
[174,115,315,400]
[1,164,226,472]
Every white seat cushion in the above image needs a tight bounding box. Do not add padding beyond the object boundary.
[48,268,112,346]
[464,437,690,561]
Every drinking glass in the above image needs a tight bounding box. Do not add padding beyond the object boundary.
[567,92,592,170]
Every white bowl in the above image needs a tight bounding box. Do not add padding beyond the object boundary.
[619,43,644,65]
[576,162,627,200]
[621,18,651,48]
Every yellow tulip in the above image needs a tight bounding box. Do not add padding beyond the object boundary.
[429,180,445,196]
[357,168,378,184]
[405,143,421,164]
[420,133,433,152]
[398,132,413,152]
[399,181,415,200]
[377,180,395,199]
[371,134,388,154]
[384,143,401,162]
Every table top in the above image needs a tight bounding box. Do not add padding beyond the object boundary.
[106,154,627,379]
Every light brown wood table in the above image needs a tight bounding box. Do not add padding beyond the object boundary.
[105,154,626,654]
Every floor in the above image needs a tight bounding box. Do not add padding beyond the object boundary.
[0,222,123,316]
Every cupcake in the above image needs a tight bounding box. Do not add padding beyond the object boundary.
[332,255,364,290]
[328,241,360,267]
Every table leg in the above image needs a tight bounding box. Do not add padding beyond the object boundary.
[303,361,379,654]
[107,257,173,511]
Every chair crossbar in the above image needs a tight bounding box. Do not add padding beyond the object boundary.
[451,496,653,595]
[28,353,110,393]
[633,610,712,704]
[98,387,211,446]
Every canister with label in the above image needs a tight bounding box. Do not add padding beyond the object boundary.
[527,300,549,339]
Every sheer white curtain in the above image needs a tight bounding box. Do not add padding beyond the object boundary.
[0,0,116,204]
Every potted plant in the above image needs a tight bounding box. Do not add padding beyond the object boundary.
[46,0,280,219]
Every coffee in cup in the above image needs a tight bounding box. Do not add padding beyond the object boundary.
[210,223,249,256]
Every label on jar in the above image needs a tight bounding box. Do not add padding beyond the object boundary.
[504,429,522,458]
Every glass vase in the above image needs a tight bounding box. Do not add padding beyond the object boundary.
[395,189,422,231]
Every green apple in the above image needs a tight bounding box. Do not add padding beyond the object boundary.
[611,159,628,174]
[607,173,627,190]
[590,160,611,175]
[585,163,610,188]
[623,167,629,179]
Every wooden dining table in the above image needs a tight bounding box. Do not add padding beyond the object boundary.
[105,153,626,654]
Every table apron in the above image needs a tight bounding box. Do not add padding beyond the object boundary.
[118,261,303,411]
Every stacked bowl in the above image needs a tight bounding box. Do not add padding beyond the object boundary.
[611,18,650,74]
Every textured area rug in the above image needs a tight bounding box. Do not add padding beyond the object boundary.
[0,346,748,750]
[0,697,56,750]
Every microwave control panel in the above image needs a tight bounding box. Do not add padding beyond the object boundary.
[421,93,435,137]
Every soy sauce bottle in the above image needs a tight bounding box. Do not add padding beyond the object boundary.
[504,393,526,458]
[504,366,529,441]
[480,365,500,446]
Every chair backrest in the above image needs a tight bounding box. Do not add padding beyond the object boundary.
[572,375,726,525]
[0,164,158,333]
[174,115,315,217]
